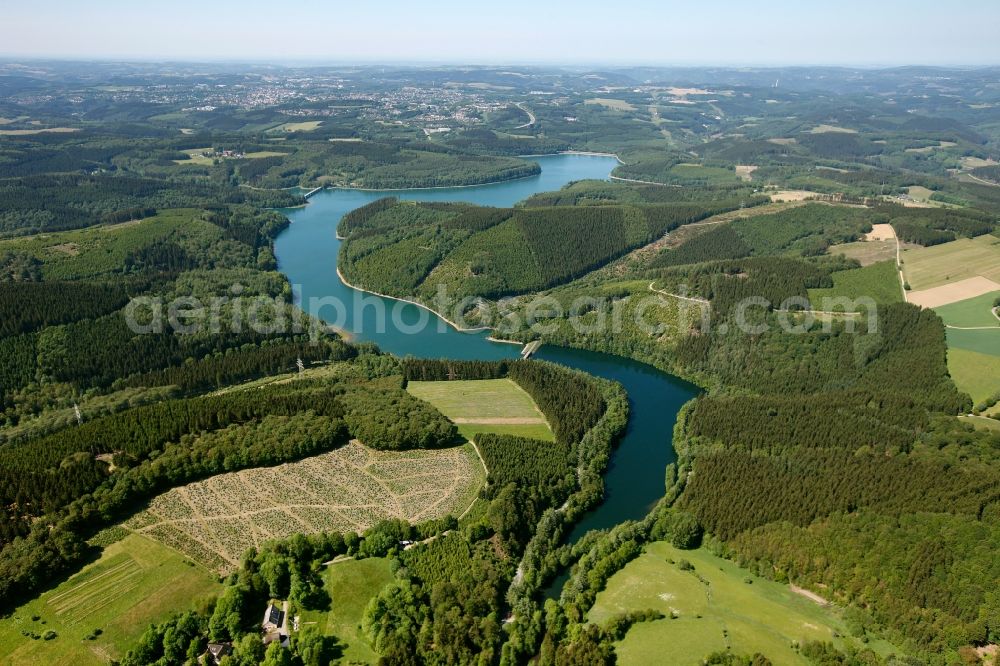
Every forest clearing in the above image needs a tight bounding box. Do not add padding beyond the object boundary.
[407,378,555,441]
[125,441,484,573]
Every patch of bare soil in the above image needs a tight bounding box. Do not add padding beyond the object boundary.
[47,242,79,255]
[908,276,1000,308]
[865,224,897,241]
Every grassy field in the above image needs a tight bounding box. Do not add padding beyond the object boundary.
[0,127,79,136]
[173,147,214,165]
[300,557,394,663]
[456,422,553,441]
[244,150,289,158]
[961,156,997,169]
[0,534,219,666]
[946,328,1000,356]
[270,120,324,132]
[589,542,898,665]
[946,347,1000,404]
[585,98,637,111]
[934,291,1000,328]
[408,379,554,442]
[934,293,1000,404]
[807,260,902,307]
[906,185,937,202]
[809,124,857,134]
[900,235,1000,290]
[126,441,485,573]
[827,240,896,266]
[960,414,1000,431]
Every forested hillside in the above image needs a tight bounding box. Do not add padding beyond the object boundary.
[111,359,627,666]
[656,288,992,656]
[4,60,1000,665]
[414,177,998,662]
[0,174,301,238]
[338,199,745,300]
[0,348,470,602]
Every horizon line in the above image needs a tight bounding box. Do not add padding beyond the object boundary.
[2,55,1000,70]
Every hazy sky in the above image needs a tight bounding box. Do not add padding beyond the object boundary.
[3,0,998,66]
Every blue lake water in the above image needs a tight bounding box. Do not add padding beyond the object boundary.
[274,154,699,568]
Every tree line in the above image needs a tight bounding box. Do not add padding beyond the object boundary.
[684,390,927,454]
[122,516,457,666]
[339,384,457,450]
[337,199,744,301]
[121,338,353,394]
[876,204,996,246]
[0,407,350,606]
[680,447,999,540]
[0,385,348,542]
[0,174,302,237]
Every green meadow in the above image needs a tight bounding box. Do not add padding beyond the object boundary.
[807,260,903,308]
[934,293,1000,405]
[946,328,1000,356]
[589,542,900,665]
[407,378,554,442]
[946,346,1000,404]
[934,291,1000,328]
[300,557,394,664]
[0,534,219,666]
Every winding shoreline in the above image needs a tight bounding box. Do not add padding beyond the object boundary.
[287,151,622,194]
[318,168,543,193]
[276,153,702,576]
[558,150,625,164]
[314,152,623,347]
[610,175,681,187]
[334,266,525,346]
[295,151,622,350]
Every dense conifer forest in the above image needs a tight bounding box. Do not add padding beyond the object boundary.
[2,60,1000,665]
[338,199,747,300]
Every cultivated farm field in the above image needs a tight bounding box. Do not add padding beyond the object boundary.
[946,347,1000,404]
[584,98,637,111]
[270,120,324,132]
[126,441,485,573]
[934,291,1000,328]
[900,235,1000,292]
[828,239,897,266]
[935,292,1000,403]
[908,276,1000,309]
[0,534,219,666]
[407,378,555,442]
[0,126,79,136]
[864,223,896,241]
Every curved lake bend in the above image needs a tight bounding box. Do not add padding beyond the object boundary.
[274,154,699,548]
